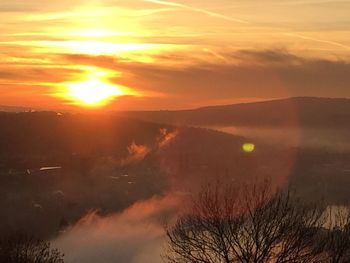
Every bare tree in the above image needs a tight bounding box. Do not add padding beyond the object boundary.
[164,181,327,263]
[0,232,64,263]
[322,207,350,263]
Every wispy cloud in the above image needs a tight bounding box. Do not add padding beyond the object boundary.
[0,0,349,109]
[144,0,349,52]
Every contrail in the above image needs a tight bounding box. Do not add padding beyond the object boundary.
[284,33,350,50]
[144,0,350,52]
[202,48,229,62]
[144,0,249,24]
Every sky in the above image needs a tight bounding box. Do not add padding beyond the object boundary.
[0,0,349,110]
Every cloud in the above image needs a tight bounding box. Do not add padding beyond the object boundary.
[0,67,81,83]
[146,0,349,51]
[53,194,182,263]
[1,0,349,110]
[63,50,350,108]
[0,0,82,12]
[2,47,350,110]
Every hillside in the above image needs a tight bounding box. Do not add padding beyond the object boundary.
[0,108,349,240]
[119,97,350,128]
[0,112,263,237]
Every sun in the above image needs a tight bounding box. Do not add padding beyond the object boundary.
[66,79,125,106]
[55,66,139,108]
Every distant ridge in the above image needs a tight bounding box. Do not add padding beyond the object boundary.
[2,97,350,128]
[0,105,34,112]
[194,97,350,111]
[119,97,350,128]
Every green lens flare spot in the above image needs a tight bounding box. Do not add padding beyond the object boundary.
[242,143,255,153]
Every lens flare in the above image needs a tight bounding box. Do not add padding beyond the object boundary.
[242,143,255,153]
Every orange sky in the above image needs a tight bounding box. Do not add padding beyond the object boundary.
[0,0,349,110]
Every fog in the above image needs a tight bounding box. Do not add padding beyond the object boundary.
[52,129,183,263]
[211,126,350,151]
[53,194,182,263]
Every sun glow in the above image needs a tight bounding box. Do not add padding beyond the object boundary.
[66,79,126,106]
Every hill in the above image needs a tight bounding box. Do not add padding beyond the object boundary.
[0,105,33,112]
[0,106,349,239]
[0,112,266,238]
[119,97,350,128]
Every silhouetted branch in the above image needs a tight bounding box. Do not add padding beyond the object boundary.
[165,181,328,263]
[0,232,64,263]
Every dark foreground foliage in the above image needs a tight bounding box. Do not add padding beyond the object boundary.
[0,232,64,263]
